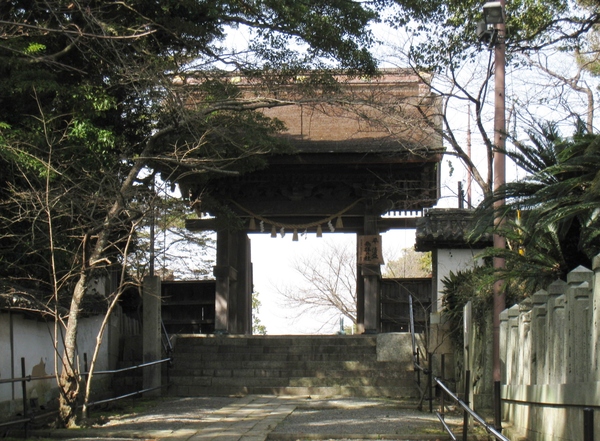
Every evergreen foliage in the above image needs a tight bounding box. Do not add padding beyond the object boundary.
[0,0,382,426]
[474,124,600,283]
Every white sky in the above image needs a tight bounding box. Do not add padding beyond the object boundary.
[250,228,417,335]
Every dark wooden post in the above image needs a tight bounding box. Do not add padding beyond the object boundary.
[360,213,381,334]
[214,229,252,334]
[233,232,252,334]
[214,230,232,333]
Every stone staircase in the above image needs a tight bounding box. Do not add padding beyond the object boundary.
[168,334,418,398]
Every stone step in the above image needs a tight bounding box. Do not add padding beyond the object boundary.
[174,344,377,356]
[168,334,418,399]
[171,361,413,375]
[171,358,410,369]
[169,384,417,398]
[175,353,404,370]
[175,335,378,348]
[170,366,413,379]
[176,346,377,355]
[176,351,390,367]
[286,376,413,387]
[170,374,413,388]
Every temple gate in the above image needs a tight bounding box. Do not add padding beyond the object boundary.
[183,69,443,334]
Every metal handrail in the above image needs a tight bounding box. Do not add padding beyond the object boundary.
[0,416,31,430]
[408,294,427,370]
[409,294,416,357]
[408,293,433,413]
[408,291,508,441]
[409,295,430,377]
[86,383,166,408]
[435,377,510,441]
[0,374,54,385]
[81,357,171,377]
[435,411,458,441]
[162,319,174,357]
[0,358,170,384]
[1,356,172,434]
[413,359,429,374]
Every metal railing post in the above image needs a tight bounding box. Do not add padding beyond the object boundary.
[494,380,502,431]
[462,370,470,441]
[584,408,594,441]
[20,358,28,416]
[83,353,89,418]
[409,294,416,354]
[428,352,433,413]
[20,358,29,436]
[440,354,445,418]
[416,349,421,385]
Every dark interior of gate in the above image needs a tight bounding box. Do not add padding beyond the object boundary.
[180,69,443,335]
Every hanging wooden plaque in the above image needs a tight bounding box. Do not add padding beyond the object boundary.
[358,235,384,265]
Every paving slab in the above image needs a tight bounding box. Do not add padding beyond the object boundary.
[25,395,468,441]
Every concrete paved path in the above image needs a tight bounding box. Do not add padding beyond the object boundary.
[32,395,465,441]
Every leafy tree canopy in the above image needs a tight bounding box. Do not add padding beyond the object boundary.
[1,0,387,426]
[386,0,599,71]
[0,0,384,293]
[383,248,431,278]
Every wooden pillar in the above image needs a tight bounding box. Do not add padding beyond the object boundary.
[227,232,240,333]
[230,231,252,334]
[213,229,252,335]
[142,275,161,396]
[362,265,380,333]
[213,230,234,333]
[360,213,381,334]
[239,234,253,335]
[356,243,365,334]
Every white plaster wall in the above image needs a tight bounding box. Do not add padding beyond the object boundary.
[0,311,115,415]
[434,248,483,311]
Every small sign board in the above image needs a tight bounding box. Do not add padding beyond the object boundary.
[358,235,384,265]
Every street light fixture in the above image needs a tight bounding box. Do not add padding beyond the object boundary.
[483,1,505,24]
[478,2,505,46]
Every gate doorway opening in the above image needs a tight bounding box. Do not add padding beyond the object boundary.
[250,229,424,335]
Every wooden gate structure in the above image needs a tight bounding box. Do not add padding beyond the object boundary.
[183,69,443,334]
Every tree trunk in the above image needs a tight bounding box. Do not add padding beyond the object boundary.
[54,116,234,426]
[56,140,153,426]
[58,275,86,427]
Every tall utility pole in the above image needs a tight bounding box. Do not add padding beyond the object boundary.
[467,104,473,209]
[482,0,506,431]
[492,8,506,430]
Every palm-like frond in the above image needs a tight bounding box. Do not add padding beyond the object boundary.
[508,121,564,177]
[474,126,600,288]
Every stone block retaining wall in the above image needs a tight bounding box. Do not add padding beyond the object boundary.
[500,259,600,441]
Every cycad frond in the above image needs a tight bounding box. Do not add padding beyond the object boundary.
[474,127,600,288]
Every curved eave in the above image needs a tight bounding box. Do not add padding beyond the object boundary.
[415,209,493,252]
